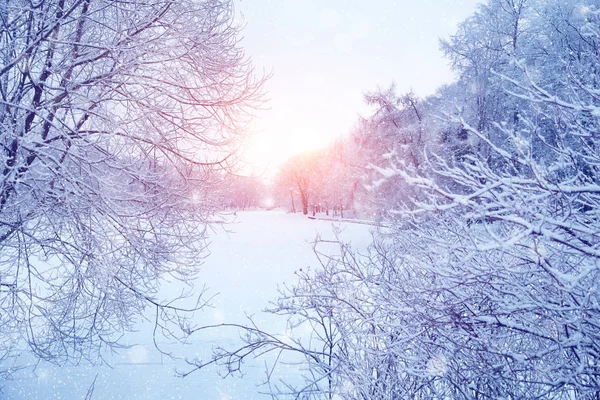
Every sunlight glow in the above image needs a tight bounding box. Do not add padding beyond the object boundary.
[246,126,335,176]
[238,0,482,177]
[263,197,275,208]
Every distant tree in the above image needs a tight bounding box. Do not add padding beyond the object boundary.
[276,151,322,215]
[354,86,432,218]
[318,137,362,218]
[0,0,264,367]
[220,174,266,210]
[273,144,360,218]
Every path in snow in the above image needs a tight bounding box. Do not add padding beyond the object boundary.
[2,211,373,400]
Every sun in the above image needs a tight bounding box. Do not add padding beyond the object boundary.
[245,127,331,176]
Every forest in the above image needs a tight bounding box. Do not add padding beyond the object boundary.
[211,0,600,398]
[1,0,600,398]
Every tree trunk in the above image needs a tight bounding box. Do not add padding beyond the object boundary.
[290,190,296,213]
[300,191,308,215]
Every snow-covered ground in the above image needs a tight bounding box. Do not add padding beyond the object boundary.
[2,211,373,399]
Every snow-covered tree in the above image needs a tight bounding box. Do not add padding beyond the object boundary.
[440,0,530,131]
[273,142,363,218]
[219,174,266,210]
[0,0,264,366]
[352,86,436,219]
[186,1,600,398]
[274,151,323,215]
[357,1,600,397]
[318,137,361,218]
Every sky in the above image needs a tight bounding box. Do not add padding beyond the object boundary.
[235,0,482,176]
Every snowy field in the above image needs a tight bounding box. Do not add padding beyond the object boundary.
[2,211,373,399]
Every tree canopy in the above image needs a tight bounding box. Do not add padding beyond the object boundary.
[0,0,264,365]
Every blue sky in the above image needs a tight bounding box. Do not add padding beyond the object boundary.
[236,0,482,175]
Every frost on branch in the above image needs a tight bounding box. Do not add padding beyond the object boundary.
[0,0,264,367]
[188,1,600,398]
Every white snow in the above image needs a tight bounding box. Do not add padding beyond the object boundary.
[2,210,372,400]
